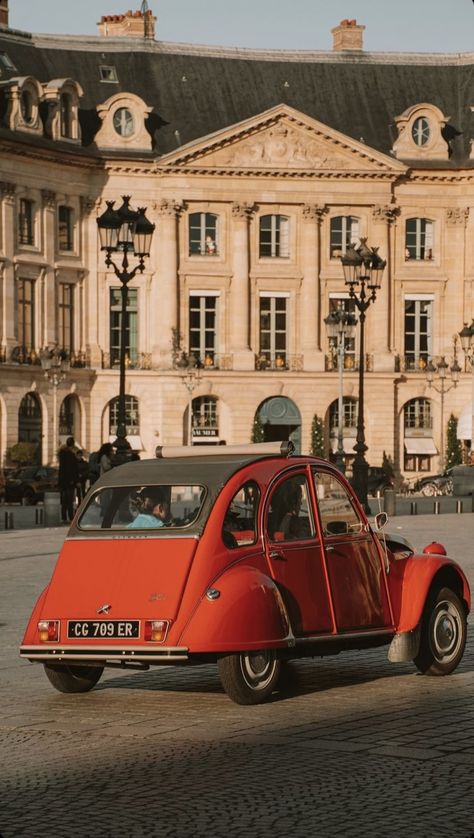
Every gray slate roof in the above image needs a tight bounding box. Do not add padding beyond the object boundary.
[2,29,474,162]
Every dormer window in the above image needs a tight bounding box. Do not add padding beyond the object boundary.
[113,107,134,138]
[43,78,83,144]
[412,117,430,147]
[20,90,34,124]
[99,65,118,83]
[0,52,17,72]
[60,93,73,138]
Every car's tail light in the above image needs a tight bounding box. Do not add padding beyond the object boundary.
[38,620,59,642]
[144,620,169,643]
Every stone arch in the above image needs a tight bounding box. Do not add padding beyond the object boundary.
[254,396,301,453]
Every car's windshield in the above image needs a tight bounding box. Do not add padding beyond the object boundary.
[78,484,205,530]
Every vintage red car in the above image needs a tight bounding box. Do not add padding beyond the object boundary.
[20,442,470,705]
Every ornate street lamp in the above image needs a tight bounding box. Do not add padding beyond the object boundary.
[177,353,202,445]
[97,196,155,462]
[425,351,460,468]
[340,239,386,511]
[39,346,70,459]
[458,320,474,454]
[324,309,357,473]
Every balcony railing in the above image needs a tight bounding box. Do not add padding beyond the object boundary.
[324,354,374,372]
[1,346,89,367]
[255,354,304,372]
[395,355,430,372]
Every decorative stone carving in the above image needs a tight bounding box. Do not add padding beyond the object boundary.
[0,181,16,202]
[41,189,56,209]
[446,207,469,226]
[302,204,327,222]
[154,199,184,217]
[94,92,152,151]
[392,103,450,161]
[80,195,100,215]
[372,205,400,224]
[231,202,255,220]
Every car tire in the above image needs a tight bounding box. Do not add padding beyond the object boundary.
[414,586,467,676]
[420,482,437,497]
[43,663,104,693]
[218,650,281,705]
[21,490,36,506]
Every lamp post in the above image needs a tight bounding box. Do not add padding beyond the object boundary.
[179,356,202,445]
[425,352,460,469]
[324,309,357,473]
[458,320,474,456]
[96,196,155,463]
[340,239,386,512]
[39,346,70,460]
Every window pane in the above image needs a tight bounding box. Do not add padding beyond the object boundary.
[222,481,260,548]
[313,471,363,535]
[78,484,205,530]
[267,474,314,541]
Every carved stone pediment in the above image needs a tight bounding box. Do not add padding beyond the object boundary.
[159,105,406,176]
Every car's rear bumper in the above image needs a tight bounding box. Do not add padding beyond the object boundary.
[20,644,189,664]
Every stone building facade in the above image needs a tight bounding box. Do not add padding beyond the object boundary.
[0,7,472,479]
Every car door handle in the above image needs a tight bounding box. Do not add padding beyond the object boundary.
[325,545,335,552]
[269,550,286,560]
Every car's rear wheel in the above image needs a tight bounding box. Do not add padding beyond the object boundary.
[420,482,438,497]
[218,650,281,705]
[414,586,466,676]
[43,663,104,693]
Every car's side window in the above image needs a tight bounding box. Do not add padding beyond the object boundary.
[222,481,260,548]
[266,474,314,542]
[313,471,364,536]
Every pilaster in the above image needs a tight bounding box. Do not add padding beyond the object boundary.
[300,203,326,371]
[229,202,255,370]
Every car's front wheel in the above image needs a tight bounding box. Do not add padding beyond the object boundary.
[414,586,467,676]
[420,482,438,497]
[218,650,281,705]
[43,663,104,693]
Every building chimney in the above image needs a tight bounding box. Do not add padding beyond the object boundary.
[97,7,156,39]
[0,1,9,27]
[331,19,365,51]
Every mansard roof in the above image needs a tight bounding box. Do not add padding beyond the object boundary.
[1,28,473,163]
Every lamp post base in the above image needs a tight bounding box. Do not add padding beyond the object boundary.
[351,453,370,514]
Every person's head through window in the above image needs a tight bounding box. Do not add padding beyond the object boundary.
[128,487,170,528]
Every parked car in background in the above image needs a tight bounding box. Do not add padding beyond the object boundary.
[360,467,394,497]
[5,466,59,505]
[414,469,453,497]
[20,442,469,705]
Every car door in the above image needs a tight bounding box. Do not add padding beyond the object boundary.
[264,471,333,636]
[313,469,392,631]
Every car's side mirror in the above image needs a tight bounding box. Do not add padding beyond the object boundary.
[374,511,388,531]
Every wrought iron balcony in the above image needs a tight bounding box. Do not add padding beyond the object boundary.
[254,354,303,372]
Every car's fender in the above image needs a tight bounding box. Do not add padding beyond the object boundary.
[178,563,293,653]
[389,554,470,633]
[20,586,50,645]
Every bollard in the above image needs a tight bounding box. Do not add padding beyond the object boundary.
[410,501,417,515]
[35,507,44,525]
[4,511,13,529]
[456,500,463,514]
[43,491,61,527]
[433,500,440,515]
[383,489,396,517]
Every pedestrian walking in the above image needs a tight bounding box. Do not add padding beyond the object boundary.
[58,436,79,523]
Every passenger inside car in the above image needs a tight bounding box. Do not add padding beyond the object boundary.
[127,488,170,529]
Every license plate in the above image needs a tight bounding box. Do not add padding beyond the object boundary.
[67,620,139,639]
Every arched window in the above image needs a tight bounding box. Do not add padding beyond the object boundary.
[330,216,360,258]
[403,398,435,472]
[188,212,218,255]
[329,397,358,464]
[191,395,219,443]
[18,392,42,461]
[109,395,140,437]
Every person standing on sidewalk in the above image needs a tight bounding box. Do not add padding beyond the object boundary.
[58,436,79,523]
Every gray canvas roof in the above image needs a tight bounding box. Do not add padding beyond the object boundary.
[1,29,473,162]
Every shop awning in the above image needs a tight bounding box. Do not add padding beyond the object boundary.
[457,403,473,440]
[404,438,437,455]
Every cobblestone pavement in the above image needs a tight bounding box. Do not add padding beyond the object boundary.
[1,517,473,838]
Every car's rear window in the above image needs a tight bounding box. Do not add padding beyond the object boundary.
[78,484,205,530]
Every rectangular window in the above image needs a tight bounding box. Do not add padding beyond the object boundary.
[189,295,217,365]
[19,198,34,246]
[58,283,74,352]
[259,215,289,258]
[110,288,138,367]
[17,279,34,351]
[330,216,360,258]
[188,213,218,255]
[405,218,434,261]
[259,296,287,368]
[404,299,432,370]
[58,206,74,251]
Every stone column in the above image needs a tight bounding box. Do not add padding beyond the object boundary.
[0,181,16,357]
[81,196,102,367]
[371,204,399,372]
[41,189,57,348]
[152,199,183,369]
[300,204,326,371]
[229,202,254,370]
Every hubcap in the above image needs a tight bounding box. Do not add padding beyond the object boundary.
[431,601,461,661]
[240,651,277,691]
